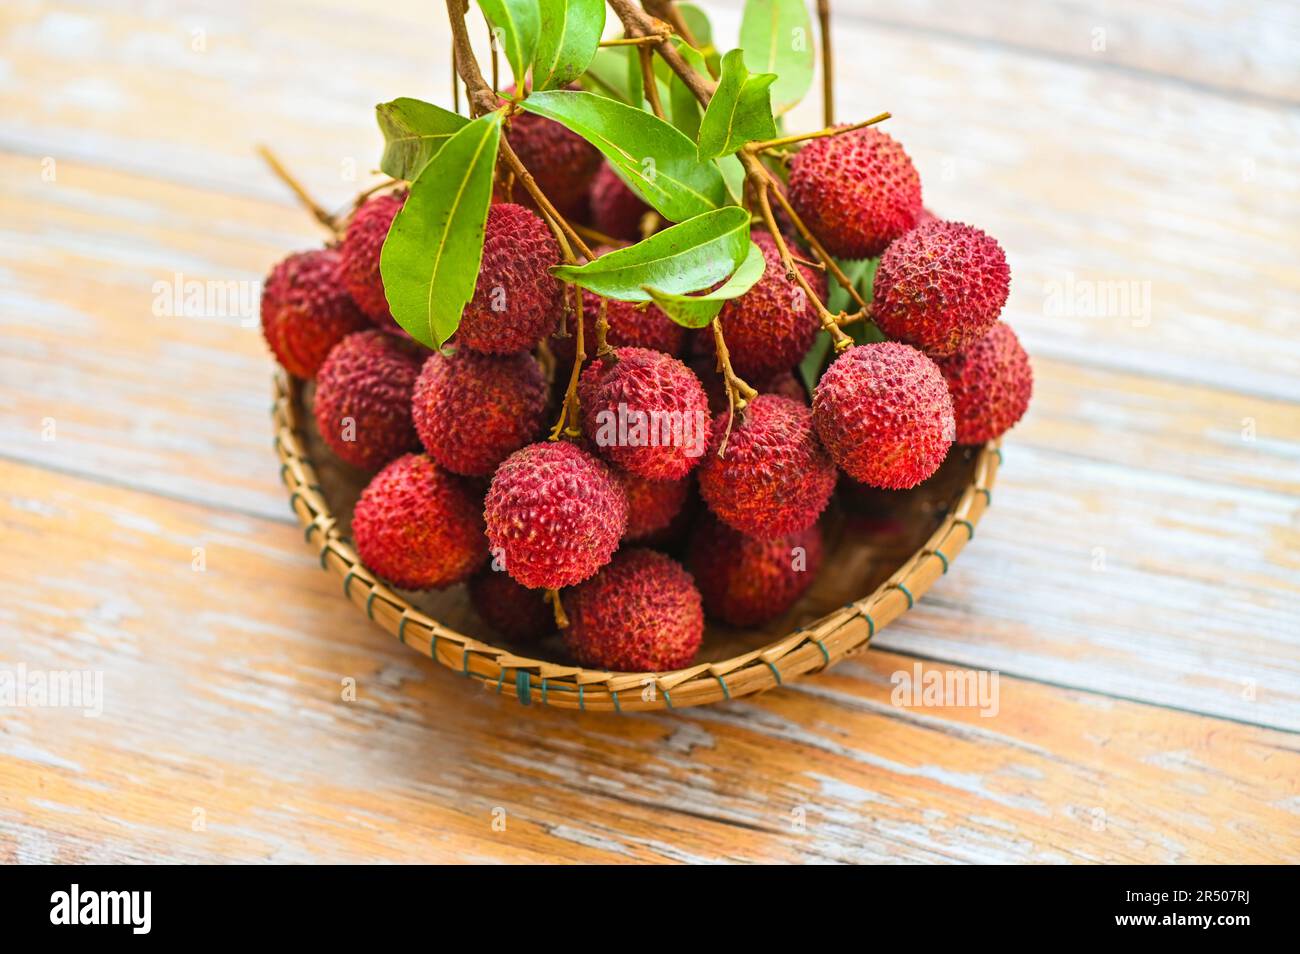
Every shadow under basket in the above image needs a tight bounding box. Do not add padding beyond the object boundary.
[272,371,1001,712]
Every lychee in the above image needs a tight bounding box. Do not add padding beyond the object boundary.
[550,290,685,367]
[698,394,837,539]
[260,248,371,379]
[588,163,651,241]
[715,231,825,381]
[687,515,824,627]
[872,219,1010,357]
[787,126,922,259]
[935,321,1033,444]
[313,330,424,471]
[563,549,703,671]
[579,347,711,480]
[813,342,954,489]
[458,203,564,354]
[616,471,690,543]
[502,89,602,218]
[339,190,406,327]
[411,347,547,476]
[352,453,486,590]
[468,569,555,642]
[484,441,627,589]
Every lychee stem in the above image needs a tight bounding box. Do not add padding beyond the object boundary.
[711,316,758,456]
[599,33,670,47]
[549,288,586,440]
[639,46,668,119]
[571,222,625,249]
[546,588,570,629]
[744,112,890,154]
[256,146,341,235]
[818,0,834,128]
[756,163,870,312]
[644,0,706,59]
[753,177,855,351]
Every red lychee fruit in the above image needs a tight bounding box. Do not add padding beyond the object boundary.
[813,342,955,489]
[260,248,371,379]
[714,231,825,382]
[550,290,685,367]
[698,394,837,539]
[411,347,547,476]
[468,569,555,643]
[484,441,627,589]
[872,220,1010,358]
[352,453,486,590]
[616,471,690,543]
[935,321,1033,444]
[458,203,564,354]
[339,191,406,327]
[563,549,703,671]
[788,126,922,259]
[579,347,711,480]
[588,163,651,241]
[687,515,824,627]
[502,89,602,218]
[313,330,424,471]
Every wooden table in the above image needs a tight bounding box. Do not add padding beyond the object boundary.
[2,0,1297,864]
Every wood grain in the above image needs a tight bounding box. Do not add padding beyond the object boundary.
[1,0,1297,863]
[2,459,1297,863]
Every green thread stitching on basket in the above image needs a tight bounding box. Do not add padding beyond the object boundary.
[932,549,949,573]
[893,583,914,609]
[611,689,622,713]
[764,660,783,685]
[318,542,331,569]
[577,685,585,711]
[663,689,674,709]
[515,670,531,705]
[812,638,830,666]
[977,487,992,505]
[715,674,731,700]
[397,616,409,645]
[364,591,378,620]
[279,463,290,485]
[461,648,471,676]
[956,518,975,540]
[342,569,358,599]
[305,522,319,543]
[994,447,1004,465]
[496,668,507,693]
[289,492,303,515]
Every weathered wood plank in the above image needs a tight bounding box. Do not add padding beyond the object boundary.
[2,460,1297,863]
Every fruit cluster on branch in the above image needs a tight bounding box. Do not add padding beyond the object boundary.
[258,0,1034,674]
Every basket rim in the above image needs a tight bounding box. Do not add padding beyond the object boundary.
[272,370,1000,712]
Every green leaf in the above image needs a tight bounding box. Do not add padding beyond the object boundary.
[644,240,766,328]
[552,207,751,301]
[533,0,605,90]
[827,257,874,314]
[579,47,636,103]
[653,40,707,140]
[739,0,814,113]
[716,154,745,204]
[478,0,540,90]
[375,98,470,180]
[697,49,778,160]
[520,89,727,222]
[626,36,645,107]
[798,331,830,394]
[678,3,720,74]
[380,112,502,348]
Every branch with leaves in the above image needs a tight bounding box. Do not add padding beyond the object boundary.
[353,0,892,429]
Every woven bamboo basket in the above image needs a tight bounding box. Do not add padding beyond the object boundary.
[273,370,1000,712]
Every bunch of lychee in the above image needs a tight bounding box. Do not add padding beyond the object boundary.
[260,113,1032,675]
